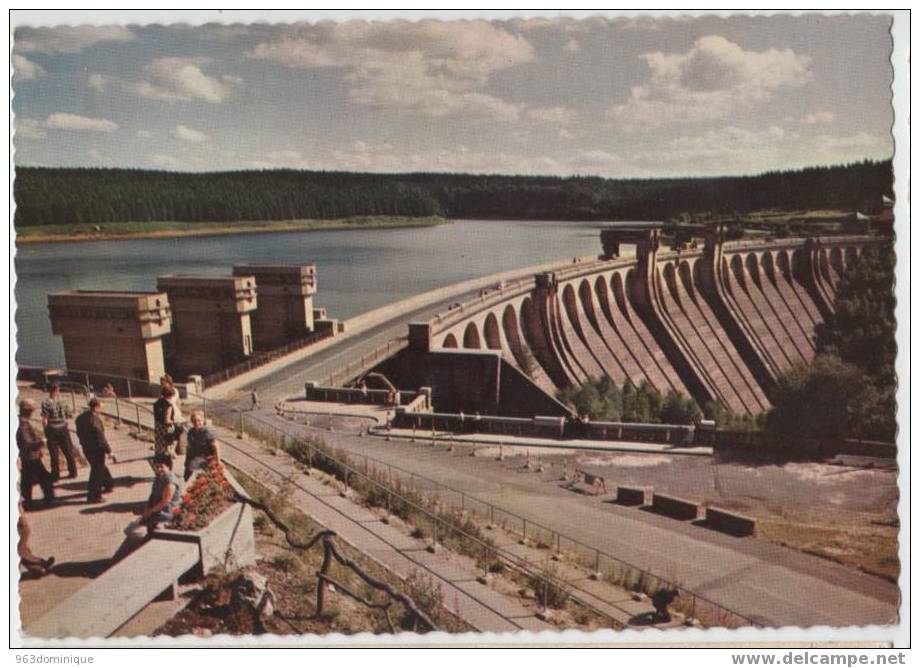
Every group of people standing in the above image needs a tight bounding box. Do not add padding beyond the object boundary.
[16,375,223,577]
[16,383,124,507]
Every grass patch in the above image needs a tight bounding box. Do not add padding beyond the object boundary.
[16,216,448,244]
[758,518,900,582]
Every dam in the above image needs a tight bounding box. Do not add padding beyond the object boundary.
[378,226,877,417]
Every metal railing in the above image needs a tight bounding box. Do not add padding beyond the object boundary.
[200,330,333,388]
[38,367,759,629]
[323,337,407,387]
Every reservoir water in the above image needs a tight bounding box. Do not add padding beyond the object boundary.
[15,219,610,367]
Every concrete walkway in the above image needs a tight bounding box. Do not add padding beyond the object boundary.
[17,400,158,633]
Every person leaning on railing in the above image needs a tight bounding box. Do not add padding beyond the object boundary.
[184,410,220,481]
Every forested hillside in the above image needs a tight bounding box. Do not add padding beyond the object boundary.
[13,160,892,228]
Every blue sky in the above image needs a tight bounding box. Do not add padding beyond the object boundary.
[11,13,895,177]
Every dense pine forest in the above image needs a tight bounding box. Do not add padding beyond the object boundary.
[13,160,892,228]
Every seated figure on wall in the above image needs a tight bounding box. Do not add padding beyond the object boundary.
[184,410,220,481]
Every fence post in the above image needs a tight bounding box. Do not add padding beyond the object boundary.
[135,404,141,433]
[594,550,600,576]
[522,518,526,541]
[126,378,132,399]
[114,397,121,429]
[316,539,333,617]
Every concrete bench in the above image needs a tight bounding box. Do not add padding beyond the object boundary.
[616,485,649,506]
[650,493,700,521]
[704,507,757,536]
[26,539,199,639]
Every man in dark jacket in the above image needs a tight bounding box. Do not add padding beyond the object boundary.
[17,399,55,509]
[75,398,115,503]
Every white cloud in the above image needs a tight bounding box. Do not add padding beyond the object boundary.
[14,25,135,54]
[800,110,837,125]
[44,113,118,133]
[608,35,811,129]
[15,118,47,140]
[265,149,303,162]
[569,149,625,173]
[171,124,208,143]
[88,73,107,91]
[12,54,45,81]
[629,126,892,176]
[248,20,533,122]
[149,153,181,169]
[526,106,578,125]
[130,57,234,104]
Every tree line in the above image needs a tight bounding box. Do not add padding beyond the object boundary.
[13,160,892,228]
[559,376,701,425]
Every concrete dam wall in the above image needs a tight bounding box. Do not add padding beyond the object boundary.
[395,229,878,416]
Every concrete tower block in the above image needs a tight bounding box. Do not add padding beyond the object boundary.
[47,291,172,387]
[232,264,317,351]
[156,275,257,380]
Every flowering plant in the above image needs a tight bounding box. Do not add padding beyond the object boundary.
[170,457,234,531]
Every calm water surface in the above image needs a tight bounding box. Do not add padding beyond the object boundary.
[15,219,614,367]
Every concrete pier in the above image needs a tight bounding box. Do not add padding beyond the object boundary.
[47,291,172,386]
[233,264,316,350]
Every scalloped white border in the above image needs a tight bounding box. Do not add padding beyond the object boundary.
[7,7,910,652]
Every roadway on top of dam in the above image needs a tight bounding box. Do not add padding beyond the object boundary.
[209,255,600,403]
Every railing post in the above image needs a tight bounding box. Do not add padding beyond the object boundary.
[135,404,141,432]
[126,378,132,399]
[238,410,244,439]
[114,397,121,429]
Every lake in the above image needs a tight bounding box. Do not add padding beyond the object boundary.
[14,219,617,367]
